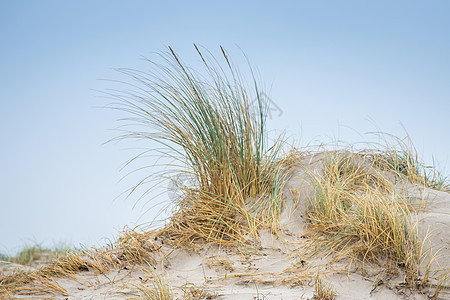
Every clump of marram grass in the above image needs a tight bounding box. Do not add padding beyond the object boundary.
[306,150,426,287]
[112,45,285,246]
[0,47,287,296]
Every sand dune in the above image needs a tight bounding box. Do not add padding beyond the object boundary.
[1,151,449,299]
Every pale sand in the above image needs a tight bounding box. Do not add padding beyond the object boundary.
[2,152,449,299]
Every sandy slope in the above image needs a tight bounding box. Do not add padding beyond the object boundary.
[2,152,449,299]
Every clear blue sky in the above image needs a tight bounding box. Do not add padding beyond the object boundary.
[1,1,449,254]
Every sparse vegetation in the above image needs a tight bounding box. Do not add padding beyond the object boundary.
[0,250,92,297]
[313,276,335,300]
[0,230,160,296]
[135,270,173,300]
[369,133,450,192]
[181,283,217,299]
[431,274,449,300]
[0,243,72,267]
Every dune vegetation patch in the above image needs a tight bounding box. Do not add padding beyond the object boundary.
[0,229,164,297]
[110,45,286,247]
[305,150,422,284]
[1,47,449,299]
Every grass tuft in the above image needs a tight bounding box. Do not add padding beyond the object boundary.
[313,275,335,300]
[112,46,286,246]
[306,150,424,286]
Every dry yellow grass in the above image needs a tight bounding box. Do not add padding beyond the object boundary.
[313,275,336,300]
[304,147,441,288]
[0,227,161,297]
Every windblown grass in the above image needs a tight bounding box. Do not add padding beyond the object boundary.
[368,133,449,192]
[306,149,429,287]
[112,45,285,246]
[0,251,94,297]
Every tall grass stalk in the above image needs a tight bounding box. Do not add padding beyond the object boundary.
[112,46,284,245]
